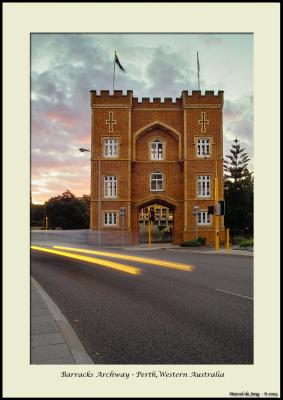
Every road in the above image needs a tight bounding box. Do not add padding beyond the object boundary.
[31,245,253,364]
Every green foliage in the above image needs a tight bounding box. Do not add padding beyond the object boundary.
[224,138,253,236]
[224,137,250,182]
[180,240,202,247]
[44,190,90,229]
[31,204,45,227]
[238,239,253,248]
[196,236,207,245]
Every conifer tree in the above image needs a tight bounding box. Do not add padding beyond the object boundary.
[224,138,253,236]
[224,137,250,182]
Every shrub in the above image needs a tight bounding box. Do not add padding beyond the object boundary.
[231,237,243,245]
[238,239,254,248]
[196,236,207,245]
[180,240,202,247]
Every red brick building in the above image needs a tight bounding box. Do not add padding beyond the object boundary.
[90,90,224,245]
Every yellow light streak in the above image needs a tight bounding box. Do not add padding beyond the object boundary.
[53,246,194,272]
[31,246,141,275]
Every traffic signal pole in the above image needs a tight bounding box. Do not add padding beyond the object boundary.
[214,161,219,252]
[45,216,48,242]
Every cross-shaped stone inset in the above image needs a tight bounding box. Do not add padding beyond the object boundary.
[106,111,117,133]
[198,112,209,133]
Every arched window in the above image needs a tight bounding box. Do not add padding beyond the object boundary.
[150,171,164,191]
[150,139,164,160]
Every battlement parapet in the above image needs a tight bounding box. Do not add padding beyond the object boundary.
[132,97,182,108]
[90,90,133,106]
[91,89,223,107]
[90,90,133,97]
[182,90,224,106]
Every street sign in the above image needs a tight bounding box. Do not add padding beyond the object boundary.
[120,207,126,216]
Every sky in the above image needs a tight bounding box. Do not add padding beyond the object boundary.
[31,33,253,204]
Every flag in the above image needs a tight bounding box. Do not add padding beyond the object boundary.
[197,51,200,90]
[115,52,126,72]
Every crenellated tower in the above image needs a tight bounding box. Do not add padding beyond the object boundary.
[90,90,224,245]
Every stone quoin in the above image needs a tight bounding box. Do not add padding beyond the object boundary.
[90,89,225,245]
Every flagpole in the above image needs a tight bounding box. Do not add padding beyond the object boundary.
[197,51,200,91]
[113,50,116,91]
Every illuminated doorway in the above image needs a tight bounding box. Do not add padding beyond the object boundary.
[139,203,173,243]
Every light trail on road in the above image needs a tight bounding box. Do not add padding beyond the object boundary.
[53,246,194,272]
[31,248,253,364]
[31,246,141,275]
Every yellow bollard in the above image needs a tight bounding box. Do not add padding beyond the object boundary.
[226,228,230,254]
[214,174,219,252]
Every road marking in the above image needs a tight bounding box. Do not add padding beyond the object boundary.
[53,246,194,272]
[215,289,253,300]
[31,246,141,275]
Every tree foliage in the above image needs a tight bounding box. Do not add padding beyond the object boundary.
[46,190,89,229]
[31,190,90,229]
[224,137,250,182]
[31,204,45,227]
[224,139,253,236]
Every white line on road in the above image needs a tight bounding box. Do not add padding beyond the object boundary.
[215,289,253,300]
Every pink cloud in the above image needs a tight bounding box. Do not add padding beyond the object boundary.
[43,111,79,128]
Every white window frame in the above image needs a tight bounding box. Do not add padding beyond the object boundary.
[150,139,165,160]
[196,138,211,158]
[103,212,118,226]
[197,175,211,198]
[197,211,211,225]
[104,176,117,198]
[150,172,164,191]
[103,138,118,158]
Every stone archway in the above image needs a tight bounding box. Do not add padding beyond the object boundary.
[136,196,178,244]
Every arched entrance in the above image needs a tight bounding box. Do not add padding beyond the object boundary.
[137,197,176,244]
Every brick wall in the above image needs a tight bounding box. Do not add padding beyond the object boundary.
[90,90,224,245]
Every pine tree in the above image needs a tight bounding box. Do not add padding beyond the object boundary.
[224,138,253,236]
[224,138,250,182]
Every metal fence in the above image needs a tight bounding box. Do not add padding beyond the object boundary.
[31,229,132,247]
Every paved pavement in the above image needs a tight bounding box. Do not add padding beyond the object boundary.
[124,244,253,256]
[31,277,93,364]
[31,240,253,256]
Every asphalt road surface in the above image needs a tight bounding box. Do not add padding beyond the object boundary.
[31,247,253,364]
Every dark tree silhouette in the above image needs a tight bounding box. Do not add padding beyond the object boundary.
[224,137,250,182]
[45,190,89,229]
[224,139,253,236]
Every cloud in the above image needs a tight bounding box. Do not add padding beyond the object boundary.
[31,34,253,203]
[223,95,254,169]
[145,46,195,98]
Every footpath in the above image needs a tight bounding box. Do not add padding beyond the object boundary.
[123,244,253,256]
[31,277,93,364]
[32,240,253,256]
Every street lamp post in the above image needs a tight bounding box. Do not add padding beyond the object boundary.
[79,148,101,247]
